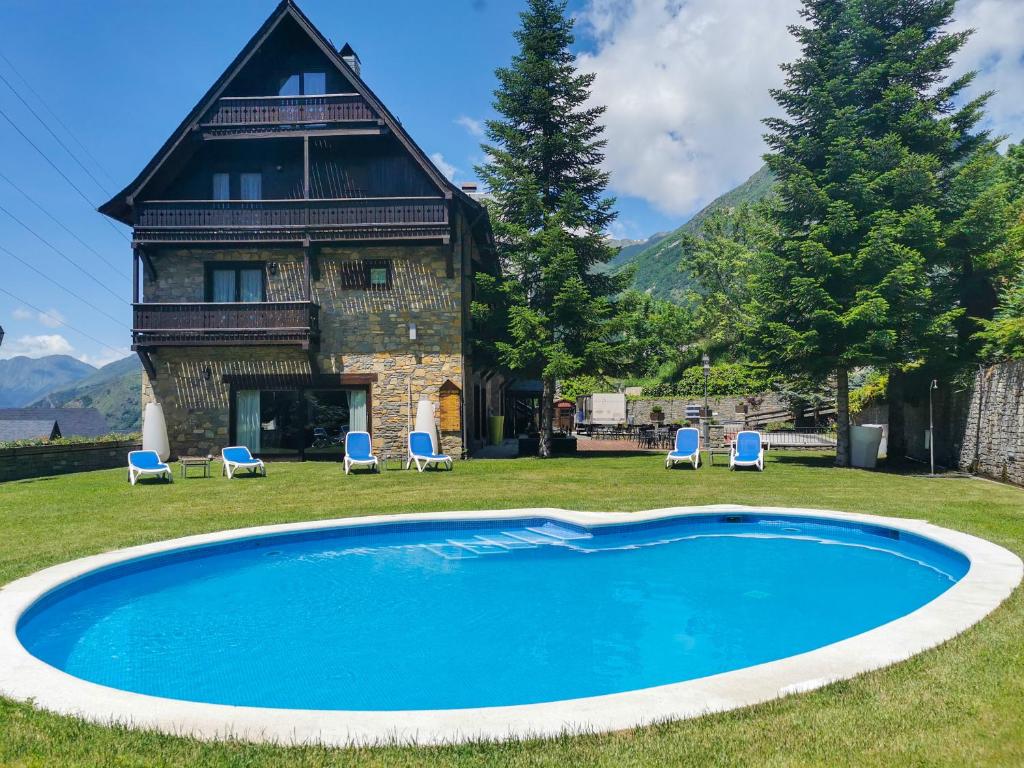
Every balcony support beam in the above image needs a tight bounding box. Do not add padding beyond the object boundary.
[136,349,157,382]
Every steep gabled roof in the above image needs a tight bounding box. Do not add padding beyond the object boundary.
[99,0,480,223]
[0,408,110,437]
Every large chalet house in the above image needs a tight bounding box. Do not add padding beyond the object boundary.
[100,0,499,461]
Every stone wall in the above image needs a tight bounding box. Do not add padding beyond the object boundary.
[0,439,140,483]
[626,393,788,424]
[143,240,467,460]
[959,361,1024,485]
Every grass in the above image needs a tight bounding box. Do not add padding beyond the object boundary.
[0,452,1022,767]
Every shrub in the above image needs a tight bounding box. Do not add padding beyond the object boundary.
[0,432,140,450]
[641,363,780,398]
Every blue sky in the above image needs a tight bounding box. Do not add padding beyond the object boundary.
[0,0,1021,366]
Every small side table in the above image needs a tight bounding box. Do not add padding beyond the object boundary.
[708,447,733,466]
[380,451,406,472]
[180,455,213,478]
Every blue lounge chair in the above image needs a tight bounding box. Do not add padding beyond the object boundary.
[344,431,379,474]
[406,431,452,472]
[730,430,765,471]
[128,450,172,485]
[221,446,266,478]
[666,427,701,469]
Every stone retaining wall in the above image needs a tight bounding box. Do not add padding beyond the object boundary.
[960,361,1024,485]
[626,394,788,424]
[0,439,140,483]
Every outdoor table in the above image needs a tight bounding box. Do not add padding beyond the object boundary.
[179,455,213,478]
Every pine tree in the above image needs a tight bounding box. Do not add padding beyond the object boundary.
[754,0,997,466]
[477,0,622,457]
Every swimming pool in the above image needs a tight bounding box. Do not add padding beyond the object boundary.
[1,507,1020,744]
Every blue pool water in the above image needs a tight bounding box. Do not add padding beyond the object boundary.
[18,513,969,710]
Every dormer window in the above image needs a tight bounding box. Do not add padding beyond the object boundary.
[277,72,326,96]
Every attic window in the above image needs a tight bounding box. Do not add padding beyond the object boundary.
[278,72,326,97]
[303,72,326,95]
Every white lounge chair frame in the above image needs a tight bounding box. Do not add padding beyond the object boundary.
[729,431,765,471]
[343,431,379,475]
[221,446,267,479]
[127,450,173,485]
[665,427,701,469]
[406,432,453,473]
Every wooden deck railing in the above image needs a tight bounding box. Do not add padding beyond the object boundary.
[132,198,450,244]
[132,302,319,348]
[201,93,375,127]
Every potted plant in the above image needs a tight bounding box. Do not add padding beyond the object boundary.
[650,405,665,423]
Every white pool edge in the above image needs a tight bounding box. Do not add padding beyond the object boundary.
[0,505,1019,747]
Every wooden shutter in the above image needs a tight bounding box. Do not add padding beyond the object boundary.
[439,380,461,433]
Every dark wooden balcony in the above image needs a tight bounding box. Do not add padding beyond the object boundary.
[132,301,320,349]
[200,93,378,136]
[132,197,451,245]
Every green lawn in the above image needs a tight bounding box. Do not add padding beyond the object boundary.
[1,452,1022,767]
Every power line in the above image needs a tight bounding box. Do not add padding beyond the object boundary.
[0,242,129,328]
[0,202,129,305]
[0,102,131,243]
[0,170,129,278]
[0,282,128,359]
[0,48,119,189]
[0,69,111,197]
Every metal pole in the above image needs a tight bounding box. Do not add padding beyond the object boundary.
[929,379,937,475]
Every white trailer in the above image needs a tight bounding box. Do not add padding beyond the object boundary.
[576,393,627,433]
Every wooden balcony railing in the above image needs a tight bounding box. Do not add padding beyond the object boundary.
[200,93,376,128]
[132,198,451,244]
[132,302,319,348]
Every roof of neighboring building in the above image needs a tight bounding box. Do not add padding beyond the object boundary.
[0,419,60,442]
[0,408,110,438]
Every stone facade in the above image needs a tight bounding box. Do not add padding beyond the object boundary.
[959,361,1024,485]
[142,239,473,460]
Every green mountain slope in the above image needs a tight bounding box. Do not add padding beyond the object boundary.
[0,355,96,407]
[30,355,142,432]
[617,165,775,301]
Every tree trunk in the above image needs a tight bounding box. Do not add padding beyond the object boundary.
[886,369,905,461]
[539,376,555,458]
[835,366,851,468]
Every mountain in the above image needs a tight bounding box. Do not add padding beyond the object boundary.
[30,355,142,432]
[0,355,96,407]
[615,165,776,301]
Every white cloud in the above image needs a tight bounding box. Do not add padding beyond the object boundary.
[0,334,74,359]
[456,115,485,138]
[577,0,1024,219]
[37,309,66,329]
[10,306,66,328]
[429,152,458,181]
[78,348,131,368]
[952,0,1024,144]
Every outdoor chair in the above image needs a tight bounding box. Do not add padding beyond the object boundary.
[666,427,701,469]
[222,446,267,479]
[730,430,765,471]
[128,450,172,485]
[344,431,379,475]
[406,431,453,472]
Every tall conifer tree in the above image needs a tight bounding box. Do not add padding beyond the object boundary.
[754,0,995,466]
[477,0,621,457]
